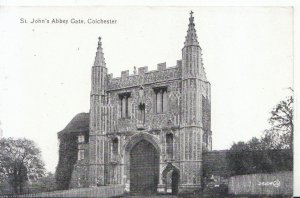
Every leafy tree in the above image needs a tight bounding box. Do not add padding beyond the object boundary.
[230,141,249,151]
[228,140,292,175]
[0,138,45,194]
[228,141,256,175]
[37,172,56,191]
[247,137,263,150]
[26,172,56,193]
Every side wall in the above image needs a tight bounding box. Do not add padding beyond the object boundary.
[202,150,230,187]
[228,172,293,196]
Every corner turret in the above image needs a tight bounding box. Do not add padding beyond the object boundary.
[89,36,108,186]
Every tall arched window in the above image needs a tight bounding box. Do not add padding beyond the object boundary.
[153,87,168,114]
[121,97,127,118]
[162,90,168,112]
[157,91,162,113]
[119,92,131,118]
[166,133,174,159]
[138,103,145,124]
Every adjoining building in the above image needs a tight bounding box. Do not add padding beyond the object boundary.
[57,12,212,194]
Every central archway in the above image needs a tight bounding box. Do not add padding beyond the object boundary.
[129,140,159,194]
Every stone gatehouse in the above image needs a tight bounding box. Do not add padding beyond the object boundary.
[57,11,212,194]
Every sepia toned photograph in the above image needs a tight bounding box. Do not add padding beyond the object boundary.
[0,5,295,197]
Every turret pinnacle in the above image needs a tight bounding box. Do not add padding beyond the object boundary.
[93,37,106,67]
[184,11,199,47]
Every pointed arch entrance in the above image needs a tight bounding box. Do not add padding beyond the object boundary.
[162,163,180,195]
[130,140,159,194]
[123,133,160,194]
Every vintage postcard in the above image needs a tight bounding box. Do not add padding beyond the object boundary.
[0,5,295,197]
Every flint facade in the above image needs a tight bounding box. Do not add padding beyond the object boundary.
[58,12,212,194]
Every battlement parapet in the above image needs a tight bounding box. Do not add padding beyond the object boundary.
[157,62,166,71]
[138,66,148,75]
[121,70,129,78]
[107,60,182,90]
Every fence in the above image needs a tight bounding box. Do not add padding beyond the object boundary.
[1,185,124,198]
[228,171,293,196]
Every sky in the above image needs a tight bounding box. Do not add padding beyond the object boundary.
[0,7,293,173]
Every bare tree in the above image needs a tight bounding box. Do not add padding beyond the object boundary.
[262,94,293,149]
[0,138,45,194]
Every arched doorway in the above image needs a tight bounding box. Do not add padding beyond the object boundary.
[171,169,179,194]
[130,140,159,194]
[162,163,180,195]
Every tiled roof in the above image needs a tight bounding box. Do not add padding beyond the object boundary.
[58,113,89,136]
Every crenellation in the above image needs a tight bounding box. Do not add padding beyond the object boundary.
[138,66,148,75]
[176,60,182,67]
[121,70,129,79]
[107,66,181,90]
[157,62,166,71]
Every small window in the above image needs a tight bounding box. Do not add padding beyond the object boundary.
[78,150,84,160]
[138,103,146,124]
[166,133,173,159]
[112,138,118,155]
[78,135,85,143]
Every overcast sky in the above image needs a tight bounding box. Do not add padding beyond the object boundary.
[0,7,293,173]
